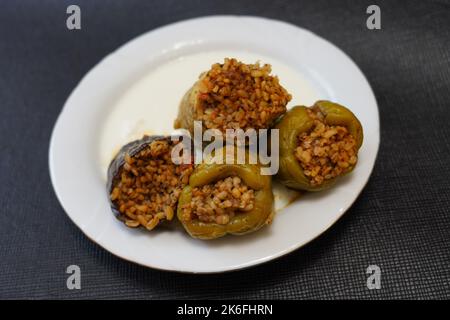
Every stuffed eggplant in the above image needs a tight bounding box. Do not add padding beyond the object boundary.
[177,155,274,240]
[275,100,363,191]
[107,135,194,230]
[174,58,292,134]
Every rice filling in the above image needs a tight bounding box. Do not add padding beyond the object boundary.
[182,176,256,225]
[194,58,292,131]
[295,107,358,186]
[110,140,193,229]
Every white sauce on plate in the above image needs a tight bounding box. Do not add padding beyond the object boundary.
[99,50,320,211]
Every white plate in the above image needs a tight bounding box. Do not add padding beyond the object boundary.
[49,16,379,273]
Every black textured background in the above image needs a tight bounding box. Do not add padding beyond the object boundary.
[0,0,449,299]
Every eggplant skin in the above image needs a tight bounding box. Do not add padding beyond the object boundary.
[177,161,274,240]
[106,135,168,222]
[275,100,364,191]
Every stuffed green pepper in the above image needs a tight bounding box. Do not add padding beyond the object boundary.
[177,156,274,240]
[174,58,291,134]
[275,100,363,191]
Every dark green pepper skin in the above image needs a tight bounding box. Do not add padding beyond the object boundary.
[275,100,363,191]
[177,161,274,240]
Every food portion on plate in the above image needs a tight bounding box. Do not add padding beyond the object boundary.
[177,151,274,240]
[275,100,363,191]
[107,135,194,230]
[174,58,292,134]
[107,58,364,239]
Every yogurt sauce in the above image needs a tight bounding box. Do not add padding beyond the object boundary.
[99,50,321,211]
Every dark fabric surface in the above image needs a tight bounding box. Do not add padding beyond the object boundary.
[0,0,449,299]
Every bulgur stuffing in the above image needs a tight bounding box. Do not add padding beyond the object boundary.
[182,176,255,225]
[110,140,193,229]
[195,58,292,131]
[295,107,358,186]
